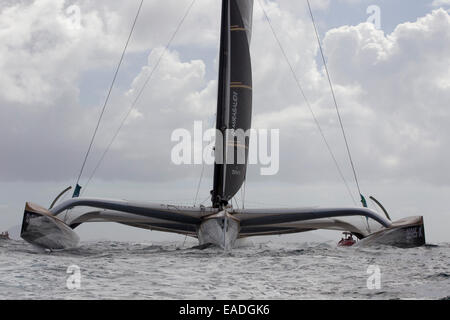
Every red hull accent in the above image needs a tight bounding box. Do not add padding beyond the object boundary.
[338,239,356,247]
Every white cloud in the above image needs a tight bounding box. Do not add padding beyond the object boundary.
[0,0,217,183]
[432,0,450,7]
[319,9,450,185]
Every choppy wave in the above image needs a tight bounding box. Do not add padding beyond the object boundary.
[0,240,448,299]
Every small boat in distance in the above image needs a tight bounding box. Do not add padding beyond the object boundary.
[0,231,10,240]
[338,232,356,247]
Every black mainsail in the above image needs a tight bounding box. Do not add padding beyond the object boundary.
[212,0,254,208]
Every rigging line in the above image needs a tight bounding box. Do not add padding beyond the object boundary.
[306,0,363,199]
[232,187,239,206]
[242,178,247,210]
[81,0,197,195]
[193,162,205,206]
[193,114,213,206]
[75,0,144,187]
[200,194,211,205]
[232,196,240,211]
[59,189,72,223]
[257,0,357,206]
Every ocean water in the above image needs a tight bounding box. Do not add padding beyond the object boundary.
[0,239,449,300]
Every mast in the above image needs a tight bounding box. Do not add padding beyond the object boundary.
[212,0,253,208]
[212,0,230,208]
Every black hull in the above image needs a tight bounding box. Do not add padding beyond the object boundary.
[358,216,425,248]
[21,203,79,250]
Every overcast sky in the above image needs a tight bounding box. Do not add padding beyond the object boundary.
[1,0,449,244]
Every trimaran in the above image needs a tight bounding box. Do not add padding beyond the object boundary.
[21,0,425,250]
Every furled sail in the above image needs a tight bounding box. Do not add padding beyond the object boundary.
[212,0,254,207]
